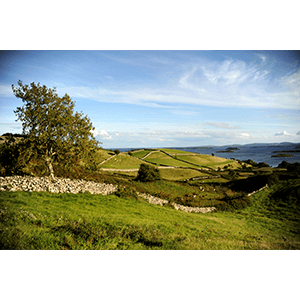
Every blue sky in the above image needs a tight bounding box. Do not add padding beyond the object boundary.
[1,50,300,148]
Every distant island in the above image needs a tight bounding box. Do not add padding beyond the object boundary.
[216,147,240,153]
[271,154,293,158]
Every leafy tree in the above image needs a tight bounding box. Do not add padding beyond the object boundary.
[12,80,101,178]
[135,163,161,182]
[0,134,33,176]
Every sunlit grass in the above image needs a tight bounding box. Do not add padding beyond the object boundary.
[1,188,299,250]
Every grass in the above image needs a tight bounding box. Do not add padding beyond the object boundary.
[159,148,198,155]
[131,150,154,159]
[100,153,150,169]
[1,146,299,250]
[101,168,208,182]
[100,149,240,172]
[95,149,115,163]
[158,168,209,181]
[173,154,240,169]
[1,180,299,249]
[144,151,200,168]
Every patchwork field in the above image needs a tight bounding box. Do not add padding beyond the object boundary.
[144,151,200,168]
[100,153,151,169]
[173,154,240,169]
[159,148,198,155]
[131,150,154,159]
[96,149,115,163]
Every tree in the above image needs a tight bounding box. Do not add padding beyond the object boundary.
[0,134,33,176]
[12,80,101,179]
[135,163,161,182]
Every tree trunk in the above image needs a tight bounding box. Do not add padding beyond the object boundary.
[45,147,56,179]
[45,156,55,179]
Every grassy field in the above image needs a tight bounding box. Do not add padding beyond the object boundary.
[131,150,155,159]
[101,168,208,181]
[171,154,240,169]
[100,153,150,169]
[1,145,299,250]
[100,149,239,172]
[159,148,199,155]
[1,178,299,249]
[144,151,201,168]
[96,149,115,163]
[158,168,209,181]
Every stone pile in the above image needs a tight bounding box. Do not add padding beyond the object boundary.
[172,203,216,213]
[0,176,117,195]
[137,192,216,213]
[137,192,169,206]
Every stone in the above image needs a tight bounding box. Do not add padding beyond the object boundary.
[0,175,118,195]
[1,175,218,214]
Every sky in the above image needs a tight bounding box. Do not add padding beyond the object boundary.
[1,50,300,148]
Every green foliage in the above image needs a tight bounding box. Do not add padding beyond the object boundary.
[0,136,34,176]
[243,159,257,166]
[12,80,101,178]
[215,195,251,212]
[135,163,161,182]
[227,174,273,193]
[266,173,280,186]
[257,162,270,168]
[114,149,120,155]
[114,186,138,200]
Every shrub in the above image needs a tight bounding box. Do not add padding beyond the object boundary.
[114,149,120,155]
[135,163,161,182]
[267,173,279,186]
[243,159,257,166]
[215,195,251,212]
[257,162,270,168]
[114,186,138,200]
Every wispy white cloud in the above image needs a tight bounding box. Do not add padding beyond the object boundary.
[275,131,293,136]
[4,54,300,113]
[204,122,241,129]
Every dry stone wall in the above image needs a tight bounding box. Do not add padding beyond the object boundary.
[0,176,117,195]
[247,184,268,197]
[3,175,268,215]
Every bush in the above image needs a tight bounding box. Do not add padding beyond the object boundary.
[267,173,279,186]
[257,162,270,168]
[114,186,138,200]
[114,149,120,155]
[135,163,161,182]
[215,195,251,212]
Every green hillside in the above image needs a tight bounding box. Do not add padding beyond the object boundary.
[100,153,151,169]
[1,178,299,249]
[172,154,240,169]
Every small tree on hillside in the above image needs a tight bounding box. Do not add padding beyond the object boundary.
[135,163,161,182]
[12,80,101,179]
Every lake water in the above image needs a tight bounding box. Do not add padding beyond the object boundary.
[171,145,300,167]
[117,144,300,167]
